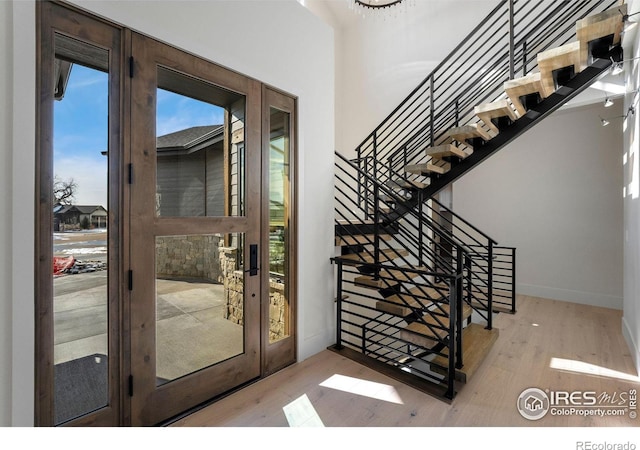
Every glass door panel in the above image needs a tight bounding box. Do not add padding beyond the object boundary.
[262,87,297,375]
[53,45,110,424]
[155,233,245,385]
[268,107,290,343]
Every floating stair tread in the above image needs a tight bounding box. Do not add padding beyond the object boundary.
[444,124,492,143]
[405,162,450,176]
[430,323,500,383]
[426,143,468,160]
[474,99,520,133]
[335,234,392,246]
[356,266,429,289]
[401,303,473,344]
[504,72,547,116]
[341,248,409,264]
[376,284,445,316]
[537,41,582,97]
[576,5,625,69]
[390,179,428,190]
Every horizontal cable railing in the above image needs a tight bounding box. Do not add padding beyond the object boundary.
[353,0,621,193]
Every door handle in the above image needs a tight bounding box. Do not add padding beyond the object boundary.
[248,243,259,276]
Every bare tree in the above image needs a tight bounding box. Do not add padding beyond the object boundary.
[53,175,78,205]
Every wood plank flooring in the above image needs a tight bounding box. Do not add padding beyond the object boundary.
[170,295,638,427]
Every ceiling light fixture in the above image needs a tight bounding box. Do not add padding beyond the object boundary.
[609,56,640,76]
[604,95,614,107]
[599,89,640,126]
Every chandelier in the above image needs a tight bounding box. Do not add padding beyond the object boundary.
[347,0,412,17]
[354,0,404,8]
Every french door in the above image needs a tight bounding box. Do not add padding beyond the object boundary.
[37,2,296,427]
[127,32,264,425]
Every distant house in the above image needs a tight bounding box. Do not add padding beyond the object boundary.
[53,204,108,231]
[156,125,228,217]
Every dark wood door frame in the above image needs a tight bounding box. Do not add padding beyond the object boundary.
[36,0,298,426]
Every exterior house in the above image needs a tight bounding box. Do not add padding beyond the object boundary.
[53,204,108,230]
[0,0,639,432]
[155,125,226,217]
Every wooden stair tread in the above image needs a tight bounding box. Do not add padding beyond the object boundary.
[430,323,499,383]
[576,5,625,70]
[537,41,582,97]
[396,179,428,189]
[335,234,392,246]
[426,143,468,160]
[474,99,520,134]
[341,248,409,264]
[504,72,547,116]
[355,265,429,288]
[405,162,450,176]
[401,303,473,344]
[376,284,446,316]
[444,124,492,143]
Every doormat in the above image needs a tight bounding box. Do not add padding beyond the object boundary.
[54,353,108,425]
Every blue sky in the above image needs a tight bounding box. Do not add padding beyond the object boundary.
[54,63,224,207]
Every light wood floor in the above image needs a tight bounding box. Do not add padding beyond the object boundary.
[170,295,639,427]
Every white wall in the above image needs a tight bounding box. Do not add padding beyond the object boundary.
[0,0,335,426]
[0,0,13,428]
[454,101,624,309]
[335,0,497,156]
[622,0,640,374]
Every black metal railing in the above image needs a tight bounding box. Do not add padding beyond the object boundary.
[353,0,620,194]
[337,151,519,319]
[331,256,464,400]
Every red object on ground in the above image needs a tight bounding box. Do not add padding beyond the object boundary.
[53,255,75,275]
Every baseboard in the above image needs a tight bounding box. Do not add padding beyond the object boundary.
[622,315,640,375]
[517,283,623,310]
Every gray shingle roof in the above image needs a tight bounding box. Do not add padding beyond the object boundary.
[156,125,223,150]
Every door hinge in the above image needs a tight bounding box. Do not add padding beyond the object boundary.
[129,56,134,78]
[128,375,134,397]
[128,270,133,291]
[128,163,133,184]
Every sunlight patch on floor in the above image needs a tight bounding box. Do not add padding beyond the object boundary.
[282,394,324,427]
[550,357,640,383]
[319,374,404,404]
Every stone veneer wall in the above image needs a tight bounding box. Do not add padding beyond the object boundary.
[224,275,287,342]
[156,235,223,282]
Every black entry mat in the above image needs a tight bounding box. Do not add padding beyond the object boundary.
[54,353,108,425]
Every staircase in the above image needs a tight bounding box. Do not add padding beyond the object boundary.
[330,0,626,402]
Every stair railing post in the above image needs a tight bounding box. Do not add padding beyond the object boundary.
[429,76,435,147]
[454,98,460,127]
[357,146,362,209]
[487,241,494,330]
[508,0,515,80]
[455,245,464,371]
[511,247,517,313]
[446,274,457,400]
[522,41,528,76]
[335,259,344,349]
[373,182,381,279]
[418,190,424,266]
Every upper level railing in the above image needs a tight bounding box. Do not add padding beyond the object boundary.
[353,0,621,191]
